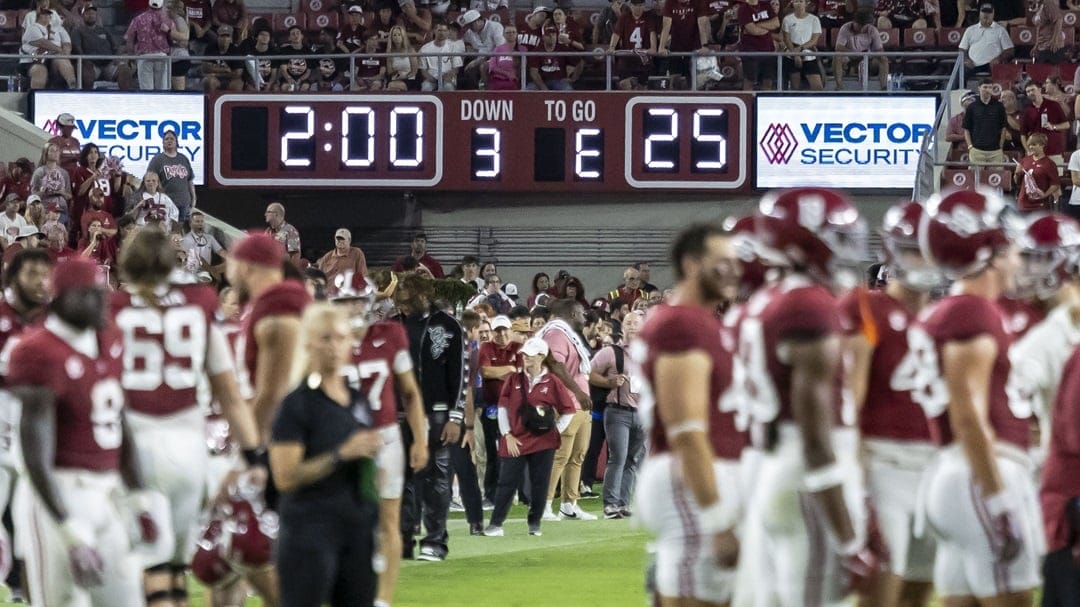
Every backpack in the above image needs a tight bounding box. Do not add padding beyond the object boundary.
[517,372,556,435]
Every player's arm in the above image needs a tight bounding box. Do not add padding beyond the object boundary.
[481,365,515,379]
[787,335,856,545]
[943,335,1004,496]
[118,415,147,491]
[251,314,302,438]
[205,322,263,455]
[844,333,873,412]
[15,386,67,521]
[394,367,429,471]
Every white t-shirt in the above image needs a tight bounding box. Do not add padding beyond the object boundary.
[958,21,1013,67]
[0,213,29,247]
[463,19,505,53]
[782,13,821,60]
[419,40,464,80]
[1068,150,1080,205]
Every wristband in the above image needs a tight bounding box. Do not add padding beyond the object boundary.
[803,463,845,492]
[464,424,474,430]
[242,446,268,468]
[666,420,707,440]
[697,500,735,534]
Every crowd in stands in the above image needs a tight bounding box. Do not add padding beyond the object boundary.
[5,0,1080,91]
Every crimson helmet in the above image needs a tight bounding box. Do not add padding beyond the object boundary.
[331,271,377,329]
[755,188,867,289]
[1012,212,1080,299]
[919,188,1017,280]
[191,516,238,587]
[220,485,278,570]
[723,215,768,299]
[880,201,943,291]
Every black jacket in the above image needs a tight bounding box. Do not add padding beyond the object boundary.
[398,308,466,424]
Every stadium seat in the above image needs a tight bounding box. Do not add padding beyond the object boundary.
[1063,27,1075,48]
[306,11,338,30]
[941,169,977,190]
[946,147,970,163]
[938,27,963,48]
[1060,63,1078,90]
[274,12,307,32]
[990,62,1022,88]
[902,27,935,49]
[0,10,17,55]
[301,0,337,13]
[1063,9,1080,28]
[878,27,900,50]
[0,10,16,30]
[248,13,273,31]
[1009,24,1035,49]
[978,169,1013,193]
[1026,62,1058,84]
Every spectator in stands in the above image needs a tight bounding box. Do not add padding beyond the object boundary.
[1044,76,1073,121]
[833,8,888,90]
[385,25,419,90]
[70,3,132,89]
[147,129,196,223]
[590,310,645,519]
[737,0,779,91]
[264,201,302,262]
[480,261,497,282]
[393,231,442,276]
[1027,0,1064,64]
[558,276,589,306]
[202,25,244,91]
[528,273,550,307]
[43,223,75,261]
[338,5,367,53]
[781,0,823,91]
[964,79,1008,166]
[1014,132,1060,212]
[552,9,583,50]
[484,24,519,90]
[125,170,178,232]
[0,194,30,247]
[314,57,348,90]
[460,10,503,84]
[21,0,63,31]
[77,217,116,267]
[124,0,173,90]
[946,90,977,153]
[528,25,581,90]
[69,143,104,236]
[518,6,550,51]
[608,266,646,305]
[1,159,33,203]
[593,0,625,46]
[401,0,433,46]
[657,0,707,83]
[1022,80,1069,165]
[184,0,213,50]
[167,0,191,90]
[42,202,62,236]
[873,0,928,30]
[46,113,80,169]
[25,195,46,229]
[211,0,247,42]
[609,0,656,91]
[180,209,222,266]
[419,21,461,90]
[30,142,71,222]
[241,25,277,90]
[80,186,116,243]
[1000,89,1024,152]
[317,228,368,295]
[20,9,77,90]
[367,2,401,48]
[469,276,514,314]
[278,26,315,90]
[352,33,387,90]
[958,4,1013,76]
[458,255,483,291]
[816,0,855,31]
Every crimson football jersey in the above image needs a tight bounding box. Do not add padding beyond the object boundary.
[996,296,1047,339]
[236,281,311,400]
[0,290,47,384]
[635,304,746,460]
[205,321,241,455]
[614,12,656,51]
[838,289,932,442]
[8,321,126,471]
[342,321,413,428]
[916,294,1027,449]
[1040,344,1080,553]
[737,275,848,431]
[111,282,220,416]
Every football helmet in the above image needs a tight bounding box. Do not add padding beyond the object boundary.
[722,215,768,299]
[1012,212,1080,299]
[755,188,867,289]
[880,201,944,291]
[919,188,1017,280]
[220,484,278,570]
[331,271,378,330]
[191,515,238,587]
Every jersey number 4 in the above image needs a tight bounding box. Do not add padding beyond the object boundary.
[116,306,208,392]
[890,326,949,418]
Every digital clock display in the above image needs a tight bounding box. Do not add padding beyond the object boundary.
[210,93,751,191]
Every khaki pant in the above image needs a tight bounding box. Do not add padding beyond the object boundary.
[967,147,1006,165]
[547,410,592,504]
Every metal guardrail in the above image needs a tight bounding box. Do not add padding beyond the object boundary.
[0,49,965,92]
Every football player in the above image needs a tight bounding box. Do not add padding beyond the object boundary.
[332,273,429,607]
[11,258,157,606]
[113,229,266,607]
[633,222,745,607]
[732,188,884,607]
[915,189,1041,606]
[840,201,943,607]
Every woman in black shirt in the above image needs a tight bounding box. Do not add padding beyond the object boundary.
[270,303,382,607]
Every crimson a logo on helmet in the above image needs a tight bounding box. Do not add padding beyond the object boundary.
[760,123,798,165]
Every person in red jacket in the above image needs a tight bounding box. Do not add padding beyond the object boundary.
[483,337,576,537]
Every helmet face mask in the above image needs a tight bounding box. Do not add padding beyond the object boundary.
[331,272,377,331]
[881,201,944,292]
[1009,212,1080,299]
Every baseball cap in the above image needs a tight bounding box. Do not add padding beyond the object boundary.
[504,283,519,298]
[81,3,96,12]
[15,225,44,240]
[51,258,102,297]
[230,232,285,267]
[530,5,551,15]
[335,228,351,240]
[490,315,512,330]
[347,4,363,11]
[3,193,21,204]
[26,194,42,205]
[459,8,480,24]
[46,202,60,213]
[961,90,977,102]
[57,113,75,127]
[148,0,164,8]
[979,3,994,11]
[218,24,234,35]
[520,337,549,357]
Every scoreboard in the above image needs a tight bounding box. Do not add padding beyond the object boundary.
[210,92,752,191]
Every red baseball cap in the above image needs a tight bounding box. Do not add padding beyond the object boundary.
[230,232,285,267]
[51,258,102,297]
[46,202,61,213]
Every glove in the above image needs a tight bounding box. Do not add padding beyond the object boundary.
[864,497,891,570]
[840,542,884,595]
[61,521,105,588]
[984,491,1023,563]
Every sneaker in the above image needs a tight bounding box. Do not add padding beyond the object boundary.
[542,503,560,522]
[619,507,633,518]
[528,523,543,536]
[469,523,484,536]
[482,525,504,537]
[603,505,624,520]
[416,546,445,562]
[449,499,465,512]
[580,482,596,498]
[482,499,495,511]
[560,503,598,521]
